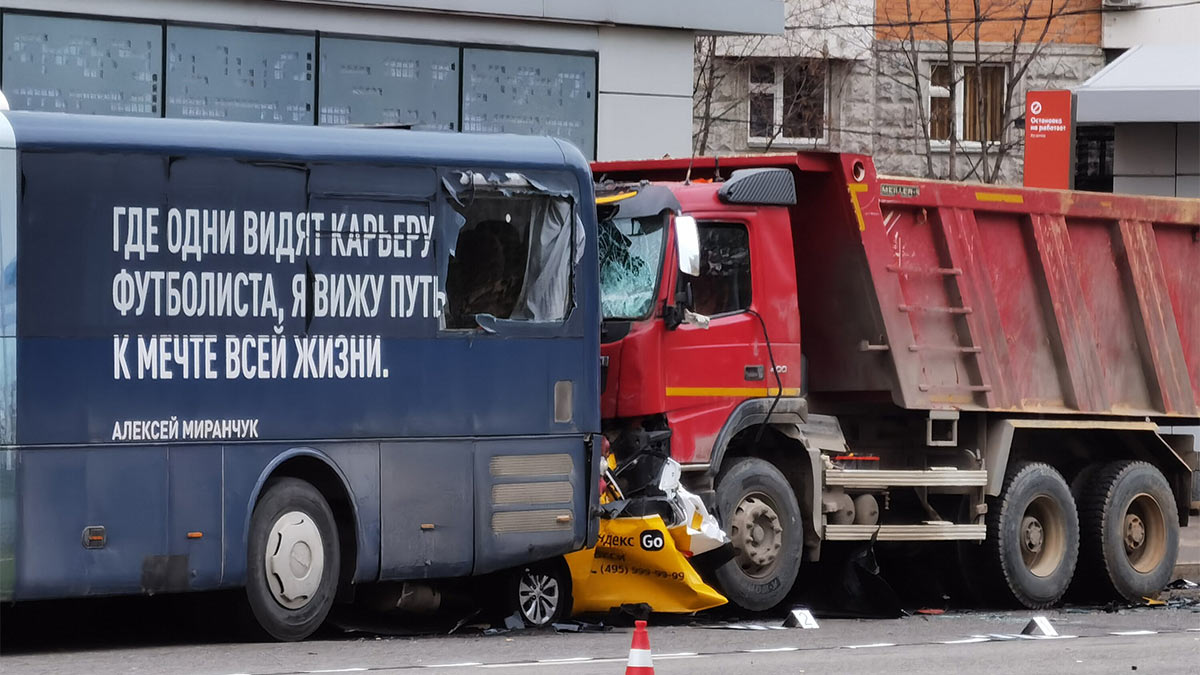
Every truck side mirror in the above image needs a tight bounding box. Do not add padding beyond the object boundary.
[675,215,700,277]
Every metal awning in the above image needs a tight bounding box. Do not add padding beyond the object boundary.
[1074,44,1200,124]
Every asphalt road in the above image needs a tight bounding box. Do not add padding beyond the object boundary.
[4,524,1198,674]
[3,600,1198,675]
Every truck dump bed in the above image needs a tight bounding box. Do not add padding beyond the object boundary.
[592,153,1200,418]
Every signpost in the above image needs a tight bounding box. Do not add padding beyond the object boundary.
[1023,90,1074,189]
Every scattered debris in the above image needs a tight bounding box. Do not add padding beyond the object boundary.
[447,609,481,635]
[551,620,611,633]
[1165,578,1198,590]
[916,608,946,615]
[503,612,526,631]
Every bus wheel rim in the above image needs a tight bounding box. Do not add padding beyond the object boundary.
[264,510,325,610]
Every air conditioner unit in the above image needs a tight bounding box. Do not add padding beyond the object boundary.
[1102,0,1141,9]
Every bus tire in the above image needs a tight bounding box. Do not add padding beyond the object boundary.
[713,457,803,612]
[245,477,341,641]
[982,461,1079,609]
[1077,461,1179,603]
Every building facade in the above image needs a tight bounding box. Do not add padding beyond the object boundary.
[1073,1,1200,197]
[696,0,1105,185]
[0,0,783,161]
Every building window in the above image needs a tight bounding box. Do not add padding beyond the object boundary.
[929,64,1006,144]
[748,59,827,144]
[678,223,751,316]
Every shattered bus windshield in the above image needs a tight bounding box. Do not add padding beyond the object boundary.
[599,213,667,320]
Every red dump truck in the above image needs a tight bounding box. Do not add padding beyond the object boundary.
[591,152,1199,612]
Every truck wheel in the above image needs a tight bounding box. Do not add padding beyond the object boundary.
[245,477,340,641]
[713,457,803,611]
[1076,461,1179,603]
[982,462,1078,608]
[506,557,572,627]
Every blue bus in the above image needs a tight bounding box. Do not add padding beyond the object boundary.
[0,111,600,640]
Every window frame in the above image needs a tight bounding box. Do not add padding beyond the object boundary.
[676,220,753,320]
[437,170,581,334]
[927,62,1009,151]
[747,59,830,148]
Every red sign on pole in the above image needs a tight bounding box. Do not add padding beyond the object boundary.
[1023,90,1073,190]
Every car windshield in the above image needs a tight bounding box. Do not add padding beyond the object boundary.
[599,213,667,320]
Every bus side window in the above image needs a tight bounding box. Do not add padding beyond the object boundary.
[443,180,579,330]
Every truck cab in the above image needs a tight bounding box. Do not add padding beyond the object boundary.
[597,168,812,610]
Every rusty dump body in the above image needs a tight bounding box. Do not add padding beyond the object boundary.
[595,152,1200,420]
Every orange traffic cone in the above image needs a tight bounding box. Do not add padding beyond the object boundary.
[625,620,654,674]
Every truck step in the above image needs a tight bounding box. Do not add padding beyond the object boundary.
[899,304,973,315]
[824,523,986,541]
[908,343,982,353]
[886,264,962,276]
[917,383,992,392]
[825,468,988,488]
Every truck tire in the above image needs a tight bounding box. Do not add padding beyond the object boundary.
[505,557,572,627]
[713,457,803,611]
[1075,461,1179,603]
[245,477,341,641]
[982,462,1078,608]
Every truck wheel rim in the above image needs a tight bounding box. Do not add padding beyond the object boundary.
[1123,493,1166,573]
[1020,495,1065,577]
[730,493,784,578]
[264,510,325,610]
[518,569,559,625]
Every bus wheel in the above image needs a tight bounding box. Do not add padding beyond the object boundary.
[713,457,802,611]
[506,558,572,627]
[245,477,340,641]
[983,462,1079,609]
[1077,461,1178,603]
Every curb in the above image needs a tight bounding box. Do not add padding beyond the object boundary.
[1172,562,1199,581]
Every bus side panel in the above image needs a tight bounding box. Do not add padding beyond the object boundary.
[473,436,588,576]
[220,442,381,587]
[168,444,223,589]
[14,447,168,600]
[380,440,473,580]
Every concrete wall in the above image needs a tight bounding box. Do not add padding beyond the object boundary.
[0,0,718,160]
[1113,123,1200,197]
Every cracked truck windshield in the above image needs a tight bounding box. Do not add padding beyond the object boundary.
[597,185,679,319]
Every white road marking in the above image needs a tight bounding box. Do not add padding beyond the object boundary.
[942,637,991,644]
[308,670,367,673]
[843,642,896,649]
[1111,630,1158,636]
[424,663,483,668]
[745,647,800,653]
[536,657,592,663]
